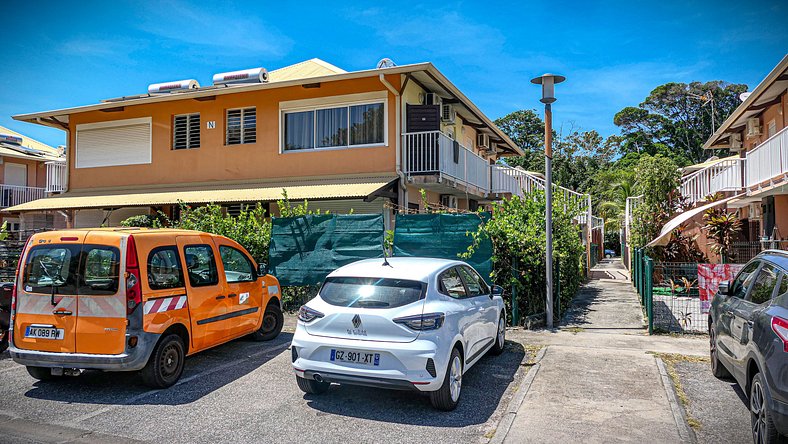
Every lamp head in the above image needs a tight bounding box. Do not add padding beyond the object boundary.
[530,73,566,104]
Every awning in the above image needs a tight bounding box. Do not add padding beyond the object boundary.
[3,177,398,212]
[646,195,741,247]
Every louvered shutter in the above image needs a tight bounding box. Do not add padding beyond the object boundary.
[226,107,256,145]
[173,113,200,150]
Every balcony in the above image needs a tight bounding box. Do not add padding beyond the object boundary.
[680,157,745,205]
[45,161,66,193]
[402,131,490,195]
[745,126,788,188]
[0,184,46,208]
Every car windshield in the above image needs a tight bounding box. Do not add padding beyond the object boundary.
[319,276,426,309]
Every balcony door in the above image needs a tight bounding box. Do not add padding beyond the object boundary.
[3,163,28,208]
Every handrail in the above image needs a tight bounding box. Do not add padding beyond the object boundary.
[680,158,745,205]
[745,126,788,188]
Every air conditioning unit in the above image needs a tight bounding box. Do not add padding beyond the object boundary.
[729,132,742,150]
[440,195,459,209]
[441,104,456,123]
[487,142,498,154]
[749,203,762,219]
[424,92,442,107]
[746,117,761,137]
[477,133,491,149]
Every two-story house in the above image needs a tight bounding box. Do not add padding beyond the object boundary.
[0,126,66,234]
[7,58,534,228]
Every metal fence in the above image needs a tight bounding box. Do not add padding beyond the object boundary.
[650,262,705,333]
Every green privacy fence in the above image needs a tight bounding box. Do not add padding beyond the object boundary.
[631,247,654,334]
[393,212,492,283]
[268,213,385,286]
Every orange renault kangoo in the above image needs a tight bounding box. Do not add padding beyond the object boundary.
[10,228,283,388]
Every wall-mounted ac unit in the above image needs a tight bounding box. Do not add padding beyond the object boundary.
[729,132,742,150]
[424,92,442,107]
[441,104,456,123]
[440,194,459,209]
[487,142,497,154]
[749,203,762,219]
[746,117,761,137]
[477,133,490,149]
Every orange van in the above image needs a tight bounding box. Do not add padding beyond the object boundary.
[9,228,283,388]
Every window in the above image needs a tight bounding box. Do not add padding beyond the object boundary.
[24,245,80,295]
[768,120,777,138]
[147,246,184,290]
[226,107,256,145]
[319,277,425,308]
[219,246,255,283]
[731,261,760,299]
[80,247,120,295]
[458,266,489,297]
[283,101,384,151]
[183,245,219,287]
[439,267,467,299]
[749,263,779,304]
[173,113,200,150]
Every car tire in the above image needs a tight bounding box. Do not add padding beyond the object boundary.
[141,334,185,389]
[430,348,463,411]
[250,303,284,342]
[709,322,732,379]
[295,375,330,394]
[750,372,782,444]
[489,313,506,356]
[26,366,57,381]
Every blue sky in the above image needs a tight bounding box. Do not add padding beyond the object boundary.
[2,0,786,148]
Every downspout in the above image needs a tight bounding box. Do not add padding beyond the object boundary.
[379,74,407,220]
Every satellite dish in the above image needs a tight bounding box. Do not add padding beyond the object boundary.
[376,58,396,69]
[739,92,752,102]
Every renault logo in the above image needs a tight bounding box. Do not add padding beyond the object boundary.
[352,314,362,329]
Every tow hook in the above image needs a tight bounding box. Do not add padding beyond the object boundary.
[52,368,82,377]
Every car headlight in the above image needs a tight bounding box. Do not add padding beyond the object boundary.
[298,305,324,323]
[393,313,445,331]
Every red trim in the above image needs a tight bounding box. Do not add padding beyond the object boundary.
[771,316,788,353]
[293,367,305,372]
[411,381,431,385]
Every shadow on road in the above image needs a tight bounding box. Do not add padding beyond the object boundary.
[21,333,293,406]
[303,340,525,427]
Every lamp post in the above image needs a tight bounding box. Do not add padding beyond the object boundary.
[531,73,565,329]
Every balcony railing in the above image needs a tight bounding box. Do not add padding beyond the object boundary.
[680,158,745,205]
[45,161,66,193]
[745,126,788,188]
[402,131,490,192]
[0,184,46,208]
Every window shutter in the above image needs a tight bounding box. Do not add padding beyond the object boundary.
[75,118,152,168]
[226,107,255,145]
[242,108,256,144]
[173,114,200,150]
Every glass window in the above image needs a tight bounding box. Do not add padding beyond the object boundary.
[80,246,120,295]
[439,267,467,299]
[731,261,760,299]
[219,246,255,283]
[183,245,219,287]
[319,277,425,308]
[173,113,200,149]
[147,246,184,290]
[226,107,256,145]
[284,111,314,151]
[350,103,384,145]
[749,263,779,304]
[23,245,80,295]
[458,266,489,296]
[316,107,348,148]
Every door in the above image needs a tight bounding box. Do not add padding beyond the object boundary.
[214,241,262,338]
[438,267,481,358]
[457,266,497,352]
[177,236,225,351]
[731,263,779,364]
[718,261,760,365]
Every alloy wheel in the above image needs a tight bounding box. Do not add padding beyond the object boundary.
[751,379,767,444]
[449,356,462,403]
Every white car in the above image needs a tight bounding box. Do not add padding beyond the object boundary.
[291,257,506,410]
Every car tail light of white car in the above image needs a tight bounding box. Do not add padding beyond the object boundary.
[298,306,324,323]
[771,316,788,352]
[393,313,445,331]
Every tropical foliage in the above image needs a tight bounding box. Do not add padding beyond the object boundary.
[702,193,743,263]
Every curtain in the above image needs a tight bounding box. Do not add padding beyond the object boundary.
[284,111,314,150]
[350,103,384,146]
[316,107,347,148]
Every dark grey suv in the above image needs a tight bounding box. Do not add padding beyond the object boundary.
[709,250,788,444]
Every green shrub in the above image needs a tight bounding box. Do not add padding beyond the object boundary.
[119,214,163,228]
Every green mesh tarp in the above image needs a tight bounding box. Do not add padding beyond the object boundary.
[393,212,492,283]
[269,213,385,286]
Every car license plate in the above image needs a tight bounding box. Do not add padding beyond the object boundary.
[330,349,380,366]
[25,326,64,340]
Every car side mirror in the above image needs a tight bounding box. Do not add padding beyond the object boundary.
[492,285,504,297]
[717,280,730,296]
[258,263,268,277]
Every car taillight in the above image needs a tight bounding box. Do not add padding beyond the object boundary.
[772,316,788,353]
[125,235,142,315]
[394,313,445,331]
[297,306,324,323]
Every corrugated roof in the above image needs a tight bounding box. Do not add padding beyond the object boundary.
[0,125,63,161]
[268,58,346,82]
[4,177,397,212]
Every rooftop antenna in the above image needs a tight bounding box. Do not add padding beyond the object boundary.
[382,239,391,267]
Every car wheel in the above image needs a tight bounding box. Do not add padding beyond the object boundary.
[430,348,463,411]
[295,375,330,394]
[26,366,58,381]
[709,322,732,379]
[490,313,506,356]
[250,303,284,342]
[750,372,782,444]
[141,334,185,389]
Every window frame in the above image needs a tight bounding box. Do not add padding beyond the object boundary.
[746,261,781,305]
[225,107,257,146]
[730,260,761,300]
[172,112,201,150]
[458,265,490,297]
[182,244,220,288]
[279,95,387,153]
[218,245,256,283]
[147,245,185,290]
[438,266,470,299]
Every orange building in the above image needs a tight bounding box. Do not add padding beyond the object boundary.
[7,59,529,227]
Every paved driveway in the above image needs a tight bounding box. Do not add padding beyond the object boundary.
[0,330,526,443]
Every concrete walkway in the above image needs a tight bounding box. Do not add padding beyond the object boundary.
[501,259,706,443]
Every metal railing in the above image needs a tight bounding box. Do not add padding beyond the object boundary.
[402,131,490,192]
[0,184,46,208]
[680,158,745,205]
[746,126,788,188]
[45,161,67,193]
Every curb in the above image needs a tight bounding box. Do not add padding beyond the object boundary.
[655,357,697,444]
[489,346,547,444]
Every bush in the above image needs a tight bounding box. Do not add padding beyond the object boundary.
[119,214,162,228]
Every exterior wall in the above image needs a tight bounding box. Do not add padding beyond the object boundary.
[773,194,788,239]
[66,75,403,190]
[0,157,47,188]
[743,91,787,153]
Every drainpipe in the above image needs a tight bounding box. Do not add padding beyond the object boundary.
[379,74,407,222]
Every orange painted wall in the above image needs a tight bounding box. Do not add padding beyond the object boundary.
[67,75,402,190]
[773,194,788,239]
[0,158,47,188]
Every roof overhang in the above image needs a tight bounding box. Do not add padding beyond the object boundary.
[646,195,741,247]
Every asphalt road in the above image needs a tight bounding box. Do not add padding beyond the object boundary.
[0,325,527,444]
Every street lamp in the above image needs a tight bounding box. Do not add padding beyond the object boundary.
[531,73,565,329]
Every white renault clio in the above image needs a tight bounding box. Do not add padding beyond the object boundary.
[291,257,506,410]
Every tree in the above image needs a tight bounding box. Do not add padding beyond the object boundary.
[494,109,545,152]
[630,154,682,249]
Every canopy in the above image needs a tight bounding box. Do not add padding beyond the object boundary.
[646,195,741,247]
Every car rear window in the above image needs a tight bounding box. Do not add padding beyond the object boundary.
[319,277,426,309]
[23,244,120,295]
